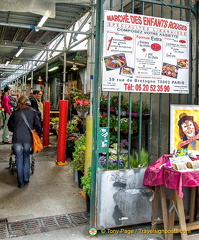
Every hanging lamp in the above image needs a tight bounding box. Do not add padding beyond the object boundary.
[71,64,79,71]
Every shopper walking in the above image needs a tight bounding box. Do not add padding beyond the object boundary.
[29,90,43,123]
[1,85,12,143]
[8,96,42,188]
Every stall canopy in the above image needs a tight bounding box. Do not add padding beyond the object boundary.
[0,0,92,86]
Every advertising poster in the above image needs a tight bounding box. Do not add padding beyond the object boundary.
[102,10,190,94]
[170,105,199,155]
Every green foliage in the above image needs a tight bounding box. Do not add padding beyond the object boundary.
[124,148,148,168]
[110,94,125,110]
[100,95,108,108]
[81,167,92,196]
[71,135,86,171]
[67,87,89,105]
[51,117,59,123]
[114,118,138,133]
[100,115,108,127]
[67,116,82,134]
[121,100,129,111]
[131,101,149,114]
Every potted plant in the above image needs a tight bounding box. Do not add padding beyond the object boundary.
[110,95,119,112]
[123,148,148,168]
[66,133,81,159]
[100,95,108,110]
[121,100,129,116]
[71,134,86,188]
[114,117,138,134]
[74,98,90,118]
[128,101,149,116]
[81,167,91,212]
[67,116,81,134]
[50,117,59,135]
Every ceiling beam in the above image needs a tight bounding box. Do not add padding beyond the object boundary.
[22,29,35,44]
[0,26,7,43]
[34,31,49,45]
[12,28,21,43]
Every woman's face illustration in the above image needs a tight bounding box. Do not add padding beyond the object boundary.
[181,120,195,138]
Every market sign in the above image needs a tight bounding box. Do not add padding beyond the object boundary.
[102,10,190,94]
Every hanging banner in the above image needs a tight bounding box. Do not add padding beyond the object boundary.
[102,10,190,94]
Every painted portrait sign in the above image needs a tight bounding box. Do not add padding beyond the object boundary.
[102,10,190,93]
[170,105,199,154]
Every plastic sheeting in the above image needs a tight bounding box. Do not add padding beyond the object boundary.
[0,0,91,18]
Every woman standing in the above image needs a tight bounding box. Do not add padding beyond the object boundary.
[8,96,42,188]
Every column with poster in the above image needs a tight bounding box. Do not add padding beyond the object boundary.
[102,11,189,94]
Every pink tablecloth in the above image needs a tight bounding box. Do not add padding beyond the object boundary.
[143,154,199,198]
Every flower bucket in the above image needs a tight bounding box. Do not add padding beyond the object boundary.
[77,111,88,118]
[78,170,84,189]
[86,194,90,213]
[121,111,127,116]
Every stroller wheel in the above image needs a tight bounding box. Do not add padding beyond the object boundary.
[31,158,35,174]
[31,164,34,174]
[9,157,12,169]
[10,163,15,175]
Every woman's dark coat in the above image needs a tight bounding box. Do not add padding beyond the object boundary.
[8,106,42,144]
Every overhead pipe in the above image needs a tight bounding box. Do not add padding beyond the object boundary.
[0,22,91,35]
[0,45,63,52]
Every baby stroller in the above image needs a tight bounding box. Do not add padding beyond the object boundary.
[9,145,35,175]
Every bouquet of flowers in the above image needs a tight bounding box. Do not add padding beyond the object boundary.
[74,98,90,112]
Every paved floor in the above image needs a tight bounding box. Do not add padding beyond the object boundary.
[0,128,181,240]
[0,134,86,221]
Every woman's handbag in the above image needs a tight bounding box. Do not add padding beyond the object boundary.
[30,129,43,153]
[20,111,43,153]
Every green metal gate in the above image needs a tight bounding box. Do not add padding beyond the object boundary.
[90,0,198,228]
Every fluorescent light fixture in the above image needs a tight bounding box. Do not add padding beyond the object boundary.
[27,77,32,80]
[48,66,59,72]
[71,64,78,71]
[5,61,10,66]
[15,48,24,58]
[35,16,48,32]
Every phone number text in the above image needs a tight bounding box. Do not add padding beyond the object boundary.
[124,83,170,92]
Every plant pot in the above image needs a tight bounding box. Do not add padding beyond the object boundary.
[86,194,90,213]
[77,170,84,189]
[116,110,127,116]
[66,147,74,159]
[121,111,127,116]
[73,170,78,182]
[77,111,88,118]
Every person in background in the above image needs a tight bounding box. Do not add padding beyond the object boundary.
[1,86,12,144]
[8,96,42,188]
[37,93,43,125]
[29,90,43,123]
[9,91,18,111]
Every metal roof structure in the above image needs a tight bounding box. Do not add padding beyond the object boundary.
[0,1,92,87]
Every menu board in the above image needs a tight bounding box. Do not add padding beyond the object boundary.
[102,11,190,94]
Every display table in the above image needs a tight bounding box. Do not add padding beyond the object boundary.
[143,154,199,240]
